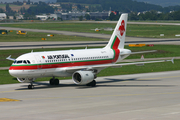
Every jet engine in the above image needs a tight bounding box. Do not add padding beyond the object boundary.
[72,71,95,85]
[17,78,36,83]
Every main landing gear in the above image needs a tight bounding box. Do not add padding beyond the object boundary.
[49,77,59,85]
[86,80,96,87]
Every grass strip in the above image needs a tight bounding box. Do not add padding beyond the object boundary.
[0,31,106,42]
[1,23,180,38]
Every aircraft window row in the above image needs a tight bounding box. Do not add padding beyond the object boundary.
[72,56,109,61]
[14,60,31,64]
[45,59,70,63]
[44,56,109,63]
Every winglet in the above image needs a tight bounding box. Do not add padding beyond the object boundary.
[165,57,174,64]
[6,55,16,61]
[171,57,174,64]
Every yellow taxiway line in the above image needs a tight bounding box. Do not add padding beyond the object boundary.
[0,98,20,102]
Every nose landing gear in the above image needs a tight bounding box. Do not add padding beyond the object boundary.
[28,82,34,89]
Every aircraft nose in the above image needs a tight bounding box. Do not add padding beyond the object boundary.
[9,69,19,78]
[9,66,21,78]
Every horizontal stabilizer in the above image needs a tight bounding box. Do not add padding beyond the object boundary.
[130,50,157,55]
[120,50,157,55]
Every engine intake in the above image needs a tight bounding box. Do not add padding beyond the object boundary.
[72,71,95,85]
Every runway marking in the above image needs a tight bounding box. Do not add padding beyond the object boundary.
[162,112,180,116]
[20,92,180,101]
[0,98,20,102]
[138,75,180,80]
[0,90,26,93]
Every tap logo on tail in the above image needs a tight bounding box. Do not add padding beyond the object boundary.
[118,20,125,36]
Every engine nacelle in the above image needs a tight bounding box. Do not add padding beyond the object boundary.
[72,71,95,85]
[17,78,36,83]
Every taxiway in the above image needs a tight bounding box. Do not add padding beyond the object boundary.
[0,38,180,50]
[0,70,180,120]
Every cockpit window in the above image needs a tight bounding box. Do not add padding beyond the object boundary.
[17,60,23,64]
[13,60,17,64]
[27,60,30,64]
[14,60,31,64]
[23,60,27,64]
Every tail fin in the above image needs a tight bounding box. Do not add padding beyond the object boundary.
[105,13,128,49]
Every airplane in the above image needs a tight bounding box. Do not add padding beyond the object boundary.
[91,28,102,32]
[6,13,174,89]
[91,27,114,31]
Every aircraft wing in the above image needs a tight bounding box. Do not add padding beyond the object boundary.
[6,55,16,61]
[65,58,174,73]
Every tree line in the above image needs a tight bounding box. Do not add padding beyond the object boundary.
[57,0,180,13]
[129,10,180,20]
[108,10,180,21]
[1,2,55,19]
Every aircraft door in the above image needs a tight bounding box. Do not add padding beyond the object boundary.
[35,55,42,69]
[71,54,74,64]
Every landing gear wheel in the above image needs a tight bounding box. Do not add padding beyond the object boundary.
[50,78,54,85]
[28,85,34,89]
[49,78,59,85]
[91,80,96,87]
[86,80,96,87]
[54,79,59,85]
[28,82,34,89]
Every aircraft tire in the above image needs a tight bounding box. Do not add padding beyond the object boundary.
[50,78,59,85]
[28,85,34,89]
[50,79,54,85]
[86,80,96,87]
[54,79,59,85]
[91,80,96,87]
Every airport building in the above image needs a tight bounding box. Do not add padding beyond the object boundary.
[36,14,57,20]
[55,11,110,20]
[35,11,110,21]
[89,12,110,20]
[36,15,48,20]
[0,13,7,20]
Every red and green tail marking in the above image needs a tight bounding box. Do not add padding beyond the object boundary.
[111,36,120,63]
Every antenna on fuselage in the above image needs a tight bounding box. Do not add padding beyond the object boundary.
[31,50,33,53]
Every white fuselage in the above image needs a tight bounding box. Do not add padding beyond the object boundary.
[9,47,131,79]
